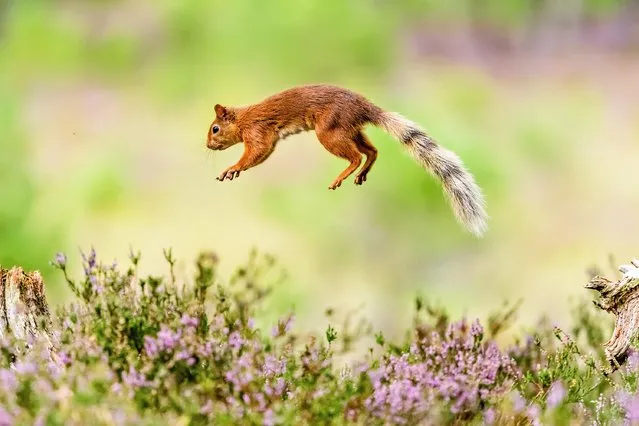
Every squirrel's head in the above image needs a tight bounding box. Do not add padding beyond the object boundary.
[206,104,242,150]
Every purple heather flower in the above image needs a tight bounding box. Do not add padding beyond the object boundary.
[511,391,526,412]
[0,369,17,392]
[157,326,181,351]
[483,408,496,424]
[284,314,294,331]
[200,400,213,415]
[122,366,154,388]
[272,314,295,337]
[247,318,255,329]
[263,355,286,377]
[255,393,266,411]
[47,361,62,378]
[228,332,244,350]
[527,404,541,426]
[54,252,67,268]
[627,349,639,372]
[174,350,196,366]
[252,340,263,352]
[81,246,97,269]
[622,392,639,421]
[63,318,74,330]
[33,414,46,426]
[470,319,483,338]
[111,382,122,394]
[58,351,72,366]
[212,314,224,330]
[35,378,53,395]
[233,405,244,419]
[365,319,519,423]
[265,377,287,397]
[224,370,239,388]
[89,275,103,294]
[175,350,190,361]
[111,409,126,426]
[198,341,213,357]
[13,360,37,375]
[617,390,631,407]
[355,362,369,375]
[180,314,199,328]
[0,407,13,426]
[144,336,159,358]
[263,409,276,426]
[546,380,566,409]
[237,353,252,368]
[274,378,286,395]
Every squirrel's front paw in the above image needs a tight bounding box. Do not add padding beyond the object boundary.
[217,168,241,181]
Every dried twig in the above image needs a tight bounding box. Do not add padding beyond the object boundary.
[586,258,639,372]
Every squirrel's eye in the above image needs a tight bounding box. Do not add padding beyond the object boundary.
[212,125,220,134]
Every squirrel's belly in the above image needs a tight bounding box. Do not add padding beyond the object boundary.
[278,123,313,140]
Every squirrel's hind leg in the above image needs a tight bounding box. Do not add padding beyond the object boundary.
[353,132,378,185]
[315,128,362,190]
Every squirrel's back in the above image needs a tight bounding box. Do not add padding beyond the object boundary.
[238,85,383,134]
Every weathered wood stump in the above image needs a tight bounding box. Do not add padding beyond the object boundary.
[586,258,639,371]
[0,267,52,346]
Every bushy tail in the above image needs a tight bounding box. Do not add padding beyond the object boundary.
[375,111,488,237]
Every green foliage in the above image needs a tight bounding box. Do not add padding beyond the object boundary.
[0,250,621,424]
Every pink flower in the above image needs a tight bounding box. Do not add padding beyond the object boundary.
[180,314,199,328]
[546,380,566,409]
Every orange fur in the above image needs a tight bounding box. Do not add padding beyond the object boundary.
[207,84,488,236]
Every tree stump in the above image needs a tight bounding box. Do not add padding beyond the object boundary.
[0,266,52,346]
[586,258,639,371]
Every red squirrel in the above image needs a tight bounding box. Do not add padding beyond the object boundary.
[206,84,487,236]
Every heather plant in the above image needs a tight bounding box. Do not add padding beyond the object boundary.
[365,318,520,424]
[43,247,380,425]
[3,249,639,425]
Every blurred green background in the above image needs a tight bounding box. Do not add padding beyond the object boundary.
[2,0,639,340]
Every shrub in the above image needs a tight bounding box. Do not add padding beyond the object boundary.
[0,248,638,425]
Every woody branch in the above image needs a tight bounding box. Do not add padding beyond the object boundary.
[586,258,639,371]
[0,267,52,346]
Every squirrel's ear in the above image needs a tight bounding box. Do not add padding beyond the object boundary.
[214,104,227,119]
[214,104,236,121]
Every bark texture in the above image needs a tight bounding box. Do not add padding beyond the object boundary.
[586,258,639,371]
[0,266,51,346]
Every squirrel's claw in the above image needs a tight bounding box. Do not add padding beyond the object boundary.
[217,169,241,181]
[328,180,342,190]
